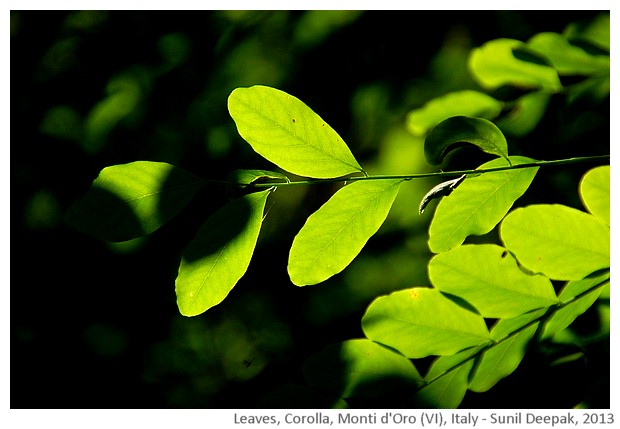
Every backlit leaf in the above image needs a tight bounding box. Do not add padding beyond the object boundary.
[416,350,477,408]
[542,271,609,339]
[468,323,538,392]
[428,156,538,253]
[429,244,558,318]
[362,287,491,359]
[66,161,204,242]
[228,85,363,178]
[175,190,271,316]
[527,32,609,76]
[579,165,609,225]
[406,91,503,136]
[468,38,563,92]
[500,204,610,280]
[288,179,402,286]
[424,116,509,166]
[303,339,422,398]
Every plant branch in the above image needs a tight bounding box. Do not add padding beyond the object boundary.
[243,155,609,188]
[420,271,610,389]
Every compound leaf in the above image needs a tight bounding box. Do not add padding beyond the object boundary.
[500,204,610,280]
[228,85,363,178]
[288,179,402,286]
[362,287,491,359]
[66,161,204,242]
[175,189,271,316]
[424,116,509,166]
[429,244,558,318]
[428,156,538,253]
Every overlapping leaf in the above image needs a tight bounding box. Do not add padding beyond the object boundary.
[228,85,363,178]
[362,287,491,359]
[415,348,479,408]
[303,339,422,398]
[406,91,503,136]
[424,116,509,165]
[288,179,402,286]
[428,156,538,253]
[468,38,563,92]
[542,270,610,339]
[527,32,609,76]
[175,190,271,316]
[65,161,205,242]
[468,309,547,392]
[429,244,558,318]
[500,204,610,280]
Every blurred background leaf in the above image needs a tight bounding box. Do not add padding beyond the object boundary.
[11,10,609,408]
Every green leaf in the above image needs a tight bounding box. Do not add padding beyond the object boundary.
[468,322,539,392]
[500,204,610,280]
[527,32,609,76]
[175,190,271,316]
[564,12,610,52]
[416,349,478,408]
[468,38,563,92]
[424,116,509,166]
[579,165,609,225]
[495,92,550,137]
[303,339,422,398]
[406,91,503,136]
[228,85,363,178]
[542,271,609,339]
[226,169,289,198]
[362,287,491,359]
[65,161,204,242]
[428,156,538,253]
[288,179,402,286]
[429,244,558,318]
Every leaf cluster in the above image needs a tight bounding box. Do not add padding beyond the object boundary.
[65,15,609,408]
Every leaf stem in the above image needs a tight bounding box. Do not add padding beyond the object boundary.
[244,155,609,188]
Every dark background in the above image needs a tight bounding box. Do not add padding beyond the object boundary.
[11,10,609,408]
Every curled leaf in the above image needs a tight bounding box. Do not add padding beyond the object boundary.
[424,116,509,166]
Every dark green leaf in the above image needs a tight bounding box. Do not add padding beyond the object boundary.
[424,116,509,165]
[303,339,422,398]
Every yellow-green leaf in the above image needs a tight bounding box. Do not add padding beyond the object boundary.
[228,85,363,178]
[288,179,402,286]
[175,190,271,316]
